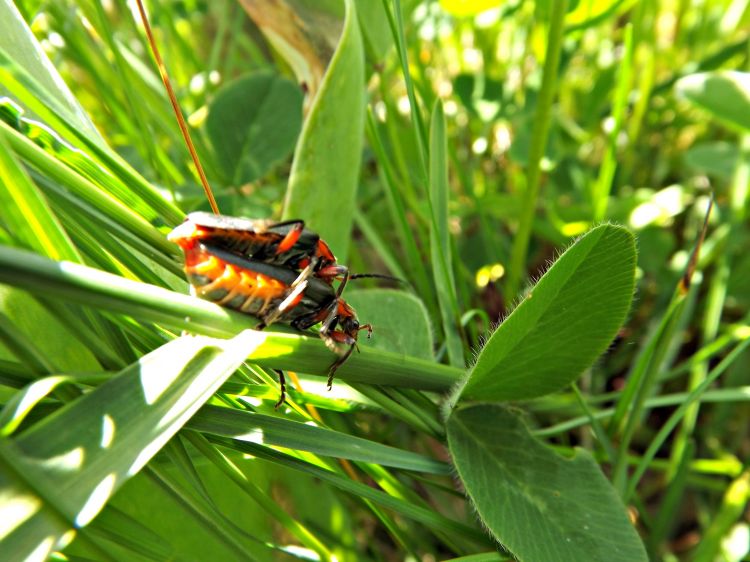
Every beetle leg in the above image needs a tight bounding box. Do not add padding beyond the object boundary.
[319,299,340,334]
[290,259,317,288]
[274,369,286,409]
[325,343,354,389]
[316,264,349,290]
[262,279,308,326]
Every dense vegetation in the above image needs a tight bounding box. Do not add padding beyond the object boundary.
[0,0,748,560]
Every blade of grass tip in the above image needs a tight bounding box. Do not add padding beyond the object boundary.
[591,24,634,222]
[505,0,569,305]
[429,100,465,367]
[624,336,750,502]
[184,431,333,561]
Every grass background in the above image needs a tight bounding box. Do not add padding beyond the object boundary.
[0,0,749,560]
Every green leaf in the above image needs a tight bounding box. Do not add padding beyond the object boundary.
[345,289,434,360]
[356,0,393,60]
[684,141,738,180]
[206,72,303,185]
[456,225,636,402]
[0,120,174,258]
[223,439,488,543]
[0,286,100,372]
[0,127,79,262]
[446,404,648,561]
[676,71,750,133]
[188,405,449,474]
[0,332,257,560]
[282,0,365,261]
[429,100,464,367]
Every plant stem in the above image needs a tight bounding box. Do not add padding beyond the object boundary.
[505,0,569,305]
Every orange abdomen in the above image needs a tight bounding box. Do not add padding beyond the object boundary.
[183,245,290,316]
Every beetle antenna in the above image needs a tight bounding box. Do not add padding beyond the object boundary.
[348,273,407,284]
[134,0,220,215]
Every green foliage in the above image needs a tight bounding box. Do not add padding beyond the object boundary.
[456,225,636,403]
[282,0,365,261]
[676,71,750,133]
[447,405,647,562]
[345,288,434,359]
[206,71,303,185]
[0,333,259,560]
[0,0,748,560]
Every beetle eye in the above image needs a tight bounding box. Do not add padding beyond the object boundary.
[342,317,358,333]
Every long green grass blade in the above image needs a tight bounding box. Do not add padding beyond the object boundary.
[283,0,364,260]
[0,332,258,560]
[429,101,465,367]
[0,246,462,390]
[188,405,449,474]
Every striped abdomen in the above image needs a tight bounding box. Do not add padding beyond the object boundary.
[183,244,293,317]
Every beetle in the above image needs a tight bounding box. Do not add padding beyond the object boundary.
[170,212,348,285]
[168,225,371,404]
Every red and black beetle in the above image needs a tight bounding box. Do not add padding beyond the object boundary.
[168,225,371,403]
[169,212,349,285]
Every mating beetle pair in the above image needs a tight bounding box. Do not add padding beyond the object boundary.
[169,212,371,403]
